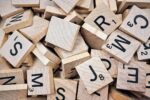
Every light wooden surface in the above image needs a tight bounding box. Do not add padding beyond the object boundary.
[12,0,39,7]
[0,57,12,70]
[61,52,91,78]
[120,6,150,43]
[137,40,150,60]
[54,34,88,59]
[39,0,55,12]
[81,23,107,49]
[77,79,109,100]
[2,10,33,33]
[0,29,6,48]
[53,0,79,13]
[0,0,24,19]
[27,67,54,95]
[117,58,146,92]
[0,31,35,68]
[84,2,122,35]
[19,16,49,43]
[47,78,77,100]
[77,0,93,10]
[109,0,117,13]
[0,84,27,91]
[95,0,109,7]
[0,69,24,85]
[64,11,83,24]
[32,48,57,69]
[91,49,118,78]
[45,16,80,51]
[102,30,141,64]
[43,6,66,19]
[36,42,60,65]
[76,57,113,94]
[22,54,34,67]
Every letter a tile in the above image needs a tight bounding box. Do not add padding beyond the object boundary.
[102,30,141,64]
[45,16,80,51]
[76,57,113,94]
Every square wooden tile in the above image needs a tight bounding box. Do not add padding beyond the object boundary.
[12,0,39,7]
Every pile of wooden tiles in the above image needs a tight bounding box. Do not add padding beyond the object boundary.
[0,0,150,100]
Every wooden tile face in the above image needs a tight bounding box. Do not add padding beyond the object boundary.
[19,16,49,43]
[117,59,146,92]
[0,69,24,85]
[143,63,150,98]
[137,40,150,60]
[53,0,79,13]
[62,52,91,78]
[77,0,93,10]
[120,6,150,43]
[51,78,77,100]
[27,67,54,95]
[0,0,24,19]
[0,31,34,68]
[109,0,117,13]
[77,79,109,100]
[54,34,88,59]
[102,30,141,64]
[12,0,39,7]
[84,2,122,35]
[45,16,80,51]
[2,10,33,33]
[76,57,113,94]
[91,49,118,78]
[0,29,6,48]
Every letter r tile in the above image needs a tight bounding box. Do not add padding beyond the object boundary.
[76,57,113,94]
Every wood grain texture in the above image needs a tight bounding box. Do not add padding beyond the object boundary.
[77,79,109,100]
[45,16,80,51]
[0,31,35,68]
[77,0,93,10]
[27,67,54,95]
[61,52,91,78]
[2,10,33,33]
[19,16,49,43]
[102,30,141,64]
[54,34,88,59]
[12,0,39,7]
[0,29,6,48]
[120,6,150,43]
[53,0,79,13]
[76,57,113,94]
[117,58,146,92]
[0,0,24,19]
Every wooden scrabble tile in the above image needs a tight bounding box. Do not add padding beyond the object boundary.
[19,16,49,43]
[54,34,88,59]
[53,0,79,13]
[22,54,34,67]
[27,67,54,95]
[43,6,66,19]
[76,57,113,94]
[109,0,117,13]
[77,0,93,10]
[142,63,150,98]
[2,10,33,33]
[36,42,61,65]
[64,11,83,24]
[116,58,146,92]
[77,79,109,100]
[45,16,80,51]
[47,78,77,100]
[84,2,122,35]
[81,23,107,49]
[118,0,150,13]
[0,69,24,85]
[110,87,134,100]
[0,57,12,70]
[0,29,6,48]
[12,0,39,7]
[137,40,150,60]
[39,0,56,12]
[0,84,27,100]
[120,6,150,43]
[102,30,141,64]
[32,48,57,69]
[91,49,118,78]
[95,0,109,7]
[62,52,91,78]
[0,0,24,19]
[0,31,35,68]
[20,97,47,100]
